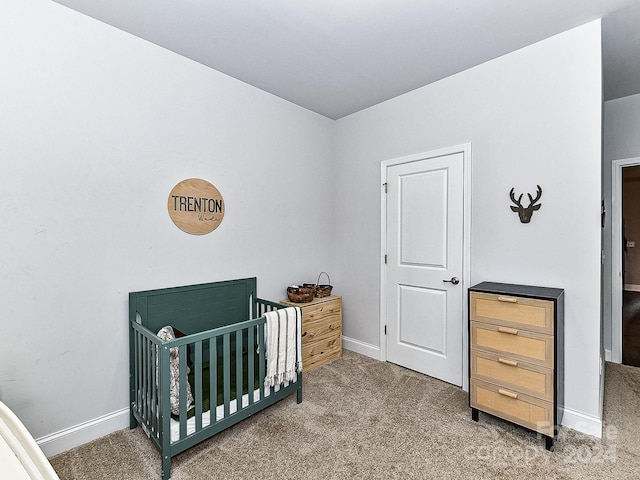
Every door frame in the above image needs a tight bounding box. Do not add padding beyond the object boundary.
[611,157,640,363]
[380,143,472,391]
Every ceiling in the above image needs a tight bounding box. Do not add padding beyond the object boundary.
[53,0,640,120]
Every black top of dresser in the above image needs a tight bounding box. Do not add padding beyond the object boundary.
[469,282,564,301]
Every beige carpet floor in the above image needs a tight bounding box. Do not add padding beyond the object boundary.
[50,351,640,479]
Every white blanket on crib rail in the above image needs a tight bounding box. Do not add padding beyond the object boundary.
[264,307,302,388]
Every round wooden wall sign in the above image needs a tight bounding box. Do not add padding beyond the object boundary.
[167,178,225,235]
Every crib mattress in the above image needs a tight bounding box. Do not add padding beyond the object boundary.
[170,386,280,442]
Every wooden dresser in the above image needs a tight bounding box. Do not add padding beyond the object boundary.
[281,295,342,371]
[469,282,564,450]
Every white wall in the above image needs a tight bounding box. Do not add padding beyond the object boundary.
[333,21,603,433]
[602,93,640,359]
[1,0,607,452]
[0,0,334,450]
[604,94,640,160]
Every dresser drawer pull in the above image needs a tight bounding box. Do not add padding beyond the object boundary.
[498,389,518,399]
[497,296,518,303]
[498,357,519,367]
[497,326,519,335]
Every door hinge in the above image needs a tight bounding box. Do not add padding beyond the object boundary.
[384,254,387,264]
[383,182,388,193]
[384,325,387,335]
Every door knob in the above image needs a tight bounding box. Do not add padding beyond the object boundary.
[443,277,460,285]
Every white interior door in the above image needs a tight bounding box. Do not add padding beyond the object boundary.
[385,151,464,386]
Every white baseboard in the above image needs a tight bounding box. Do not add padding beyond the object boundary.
[605,349,612,362]
[561,407,602,439]
[37,407,130,458]
[624,284,640,292]
[35,344,605,457]
[342,335,381,360]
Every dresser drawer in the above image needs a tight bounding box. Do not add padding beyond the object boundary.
[302,313,341,345]
[471,349,553,401]
[471,379,554,436]
[471,321,554,367]
[302,335,342,371]
[470,292,553,334]
[300,300,342,324]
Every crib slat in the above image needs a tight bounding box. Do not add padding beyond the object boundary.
[140,337,145,421]
[148,337,154,423]
[258,323,265,400]
[141,338,152,430]
[137,332,145,429]
[147,337,154,425]
[210,338,217,425]
[142,337,149,422]
[194,341,203,432]
[236,331,243,412]
[179,344,188,440]
[160,345,171,452]
[223,333,230,417]
[248,327,255,406]
[151,338,158,437]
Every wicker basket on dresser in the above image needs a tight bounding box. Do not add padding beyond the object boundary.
[281,295,342,371]
[469,282,564,451]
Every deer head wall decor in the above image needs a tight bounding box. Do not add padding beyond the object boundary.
[509,185,542,223]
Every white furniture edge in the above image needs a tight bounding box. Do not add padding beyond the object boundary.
[0,400,61,479]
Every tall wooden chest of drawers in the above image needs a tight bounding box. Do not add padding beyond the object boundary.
[281,295,342,372]
[469,282,564,450]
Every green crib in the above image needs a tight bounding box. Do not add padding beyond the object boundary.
[129,277,302,480]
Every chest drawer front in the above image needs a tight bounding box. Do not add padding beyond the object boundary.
[302,335,341,371]
[471,321,554,367]
[470,292,553,334]
[301,300,342,323]
[471,349,553,401]
[471,379,554,436]
[302,315,341,345]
